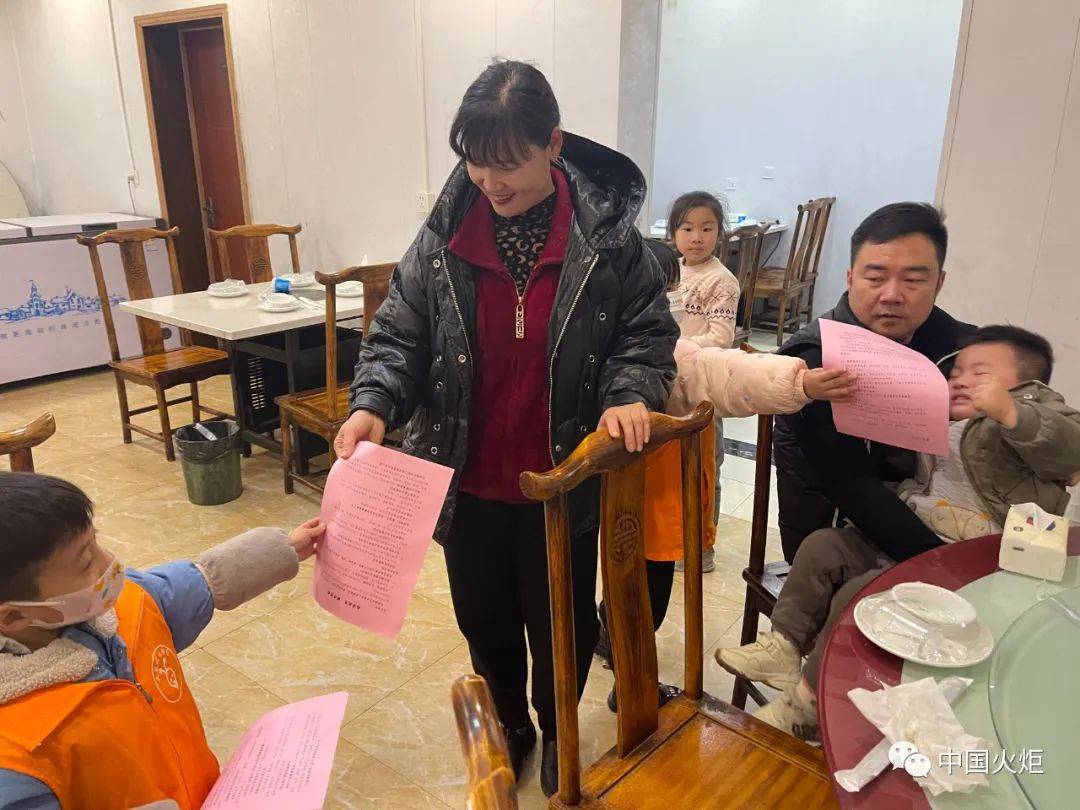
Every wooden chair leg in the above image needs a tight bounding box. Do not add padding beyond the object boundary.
[280,409,294,494]
[190,382,201,424]
[114,373,132,444]
[775,296,788,347]
[731,588,762,710]
[155,384,175,462]
[803,283,816,324]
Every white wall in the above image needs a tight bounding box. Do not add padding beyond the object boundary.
[3,0,135,214]
[419,0,622,192]
[0,0,623,270]
[0,2,37,211]
[652,0,963,316]
[936,0,1080,406]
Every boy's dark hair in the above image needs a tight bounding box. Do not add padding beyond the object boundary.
[851,202,948,268]
[667,191,726,253]
[0,472,94,602]
[449,60,560,168]
[961,325,1054,384]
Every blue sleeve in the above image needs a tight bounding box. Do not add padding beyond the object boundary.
[0,769,59,810]
[126,561,214,652]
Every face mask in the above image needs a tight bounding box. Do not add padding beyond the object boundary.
[7,555,125,629]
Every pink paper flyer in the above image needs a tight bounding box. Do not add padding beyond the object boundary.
[820,318,949,455]
[314,442,452,638]
[201,692,348,810]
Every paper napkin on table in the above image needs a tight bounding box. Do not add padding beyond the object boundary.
[835,676,972,792]
[847,677,989,796]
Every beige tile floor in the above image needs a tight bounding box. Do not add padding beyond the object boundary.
[0,368,785,809]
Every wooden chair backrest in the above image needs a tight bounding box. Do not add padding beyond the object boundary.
[739,344,774,578]
[805,196,836,283]
[781,198,832,289]
[75,227,185,361]
[451,675,517,810]
[729,222,769,298]
[520,402,715,805]
[314,262,397,421]
[208,223,301,283]
[0,413,56,473]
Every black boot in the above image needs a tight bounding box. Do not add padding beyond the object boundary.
[502,721,536,780]
[606,682,681,713]
[594,622,612,668]
[541,738,559,797]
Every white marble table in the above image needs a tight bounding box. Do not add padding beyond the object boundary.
[120,281,365,462]
[118,281,364,341]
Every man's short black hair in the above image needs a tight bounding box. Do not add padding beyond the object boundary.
[851,202,948,268]
[0,472,94,602]
[961,324,1054,384]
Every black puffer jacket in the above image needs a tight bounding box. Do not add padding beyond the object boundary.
[348,133,679,542]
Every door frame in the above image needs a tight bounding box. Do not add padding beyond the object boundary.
[134,4,252,238]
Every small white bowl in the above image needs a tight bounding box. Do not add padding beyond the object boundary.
[207,279,248,298]
[278,273,315,288]
[337,281,364,298]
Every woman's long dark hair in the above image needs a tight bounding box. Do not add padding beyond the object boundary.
[449,61,560,168]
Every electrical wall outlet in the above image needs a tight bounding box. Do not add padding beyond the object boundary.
[416,191,430,214]
[762,165,776,180]
[724,177,737,191]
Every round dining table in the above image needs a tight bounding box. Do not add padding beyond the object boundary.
[818,527,1080,809]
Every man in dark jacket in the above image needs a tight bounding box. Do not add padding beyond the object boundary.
[773,202,975,564]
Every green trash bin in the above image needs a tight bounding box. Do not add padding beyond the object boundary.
[174,420,243,505]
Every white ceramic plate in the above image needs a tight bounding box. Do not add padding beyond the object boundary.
[337,281,363,298]
[258,299,300,313]
[207,285,249,298]
[854,590,995,668]
[277,273,315,288]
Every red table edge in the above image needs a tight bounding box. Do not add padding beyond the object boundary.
[817,529,1080,808]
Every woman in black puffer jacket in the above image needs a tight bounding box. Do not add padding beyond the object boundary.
[335,61,678,796]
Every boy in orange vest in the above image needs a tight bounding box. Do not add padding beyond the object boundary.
[0,472,324,810]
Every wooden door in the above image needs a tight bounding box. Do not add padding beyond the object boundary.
[181,26,247,282]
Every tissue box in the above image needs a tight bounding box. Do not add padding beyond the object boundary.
[998,503,1069,582]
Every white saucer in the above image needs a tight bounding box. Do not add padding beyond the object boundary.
[207,285,249,298]
[258,299,300,313]
[276,274,315,288]
[854,589,995,668]
[337,281,363,298]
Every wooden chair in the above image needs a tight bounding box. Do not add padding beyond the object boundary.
[520,403,833,808]
[208,223,302,283]
[727,222,770,345]
[76,228,230,461]
[452,675,517,810]
[277,262,396,493]
[727,343,791,709]
[0,413,56,472]
[749,197,835,345]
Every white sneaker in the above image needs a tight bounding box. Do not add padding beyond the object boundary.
[674,548,716,573]
[754,681,819,743]
[714,631,801,691]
